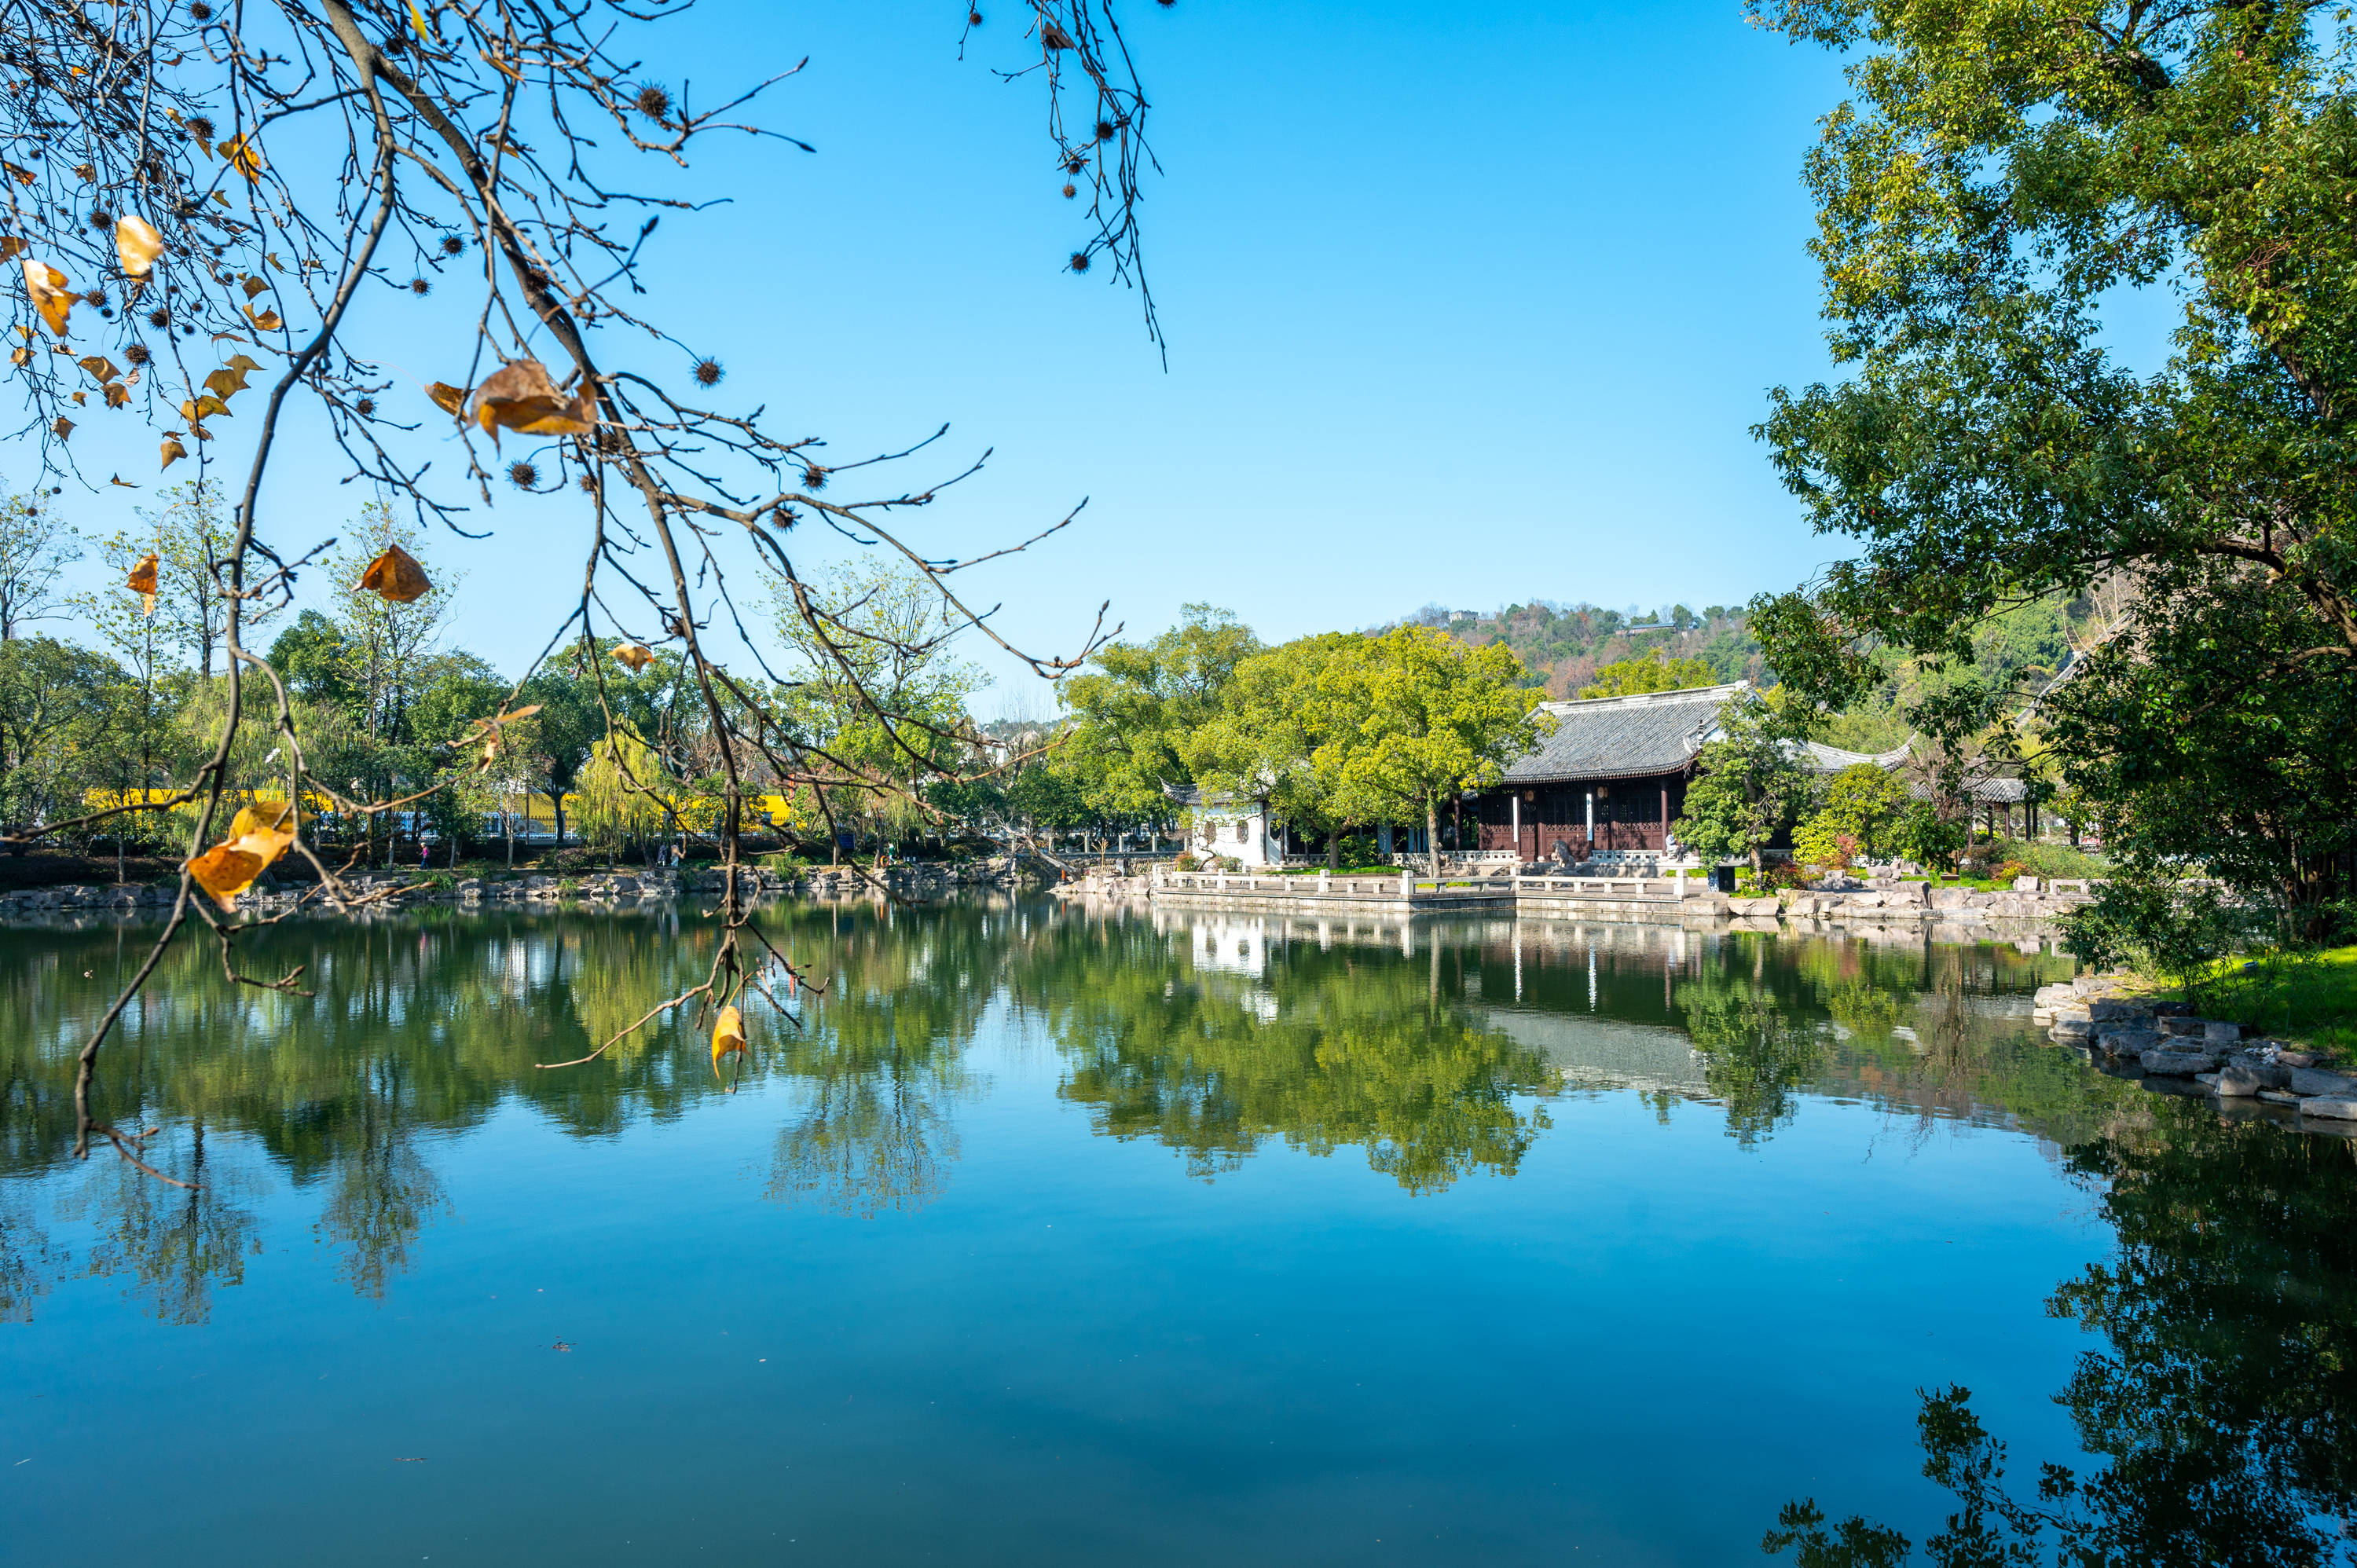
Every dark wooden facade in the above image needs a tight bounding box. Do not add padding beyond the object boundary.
[1472,771,1691,859]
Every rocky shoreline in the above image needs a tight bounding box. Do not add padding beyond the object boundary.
[0,856,1032,919]
[2036,976,2356,1133]
[1728,875,2096,924]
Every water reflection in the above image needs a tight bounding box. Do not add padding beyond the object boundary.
[0,897,2190,1325]
[13,899,2355,1565]
[1770,1101,2357,1566]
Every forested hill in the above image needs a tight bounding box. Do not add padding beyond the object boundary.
[1405,595,2085,755]
[1401,601,1766,701]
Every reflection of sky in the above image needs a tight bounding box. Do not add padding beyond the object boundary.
[10,901,2341,1563]
[4,1007,2118,1566]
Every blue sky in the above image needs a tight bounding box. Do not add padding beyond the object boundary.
[33,0,1864,710]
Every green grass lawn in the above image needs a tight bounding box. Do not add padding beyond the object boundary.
[1272,864,1406,877]
[2196,945,2357,1055]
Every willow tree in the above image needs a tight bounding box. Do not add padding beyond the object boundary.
[2,0,1176,1174]
[1747,0,2357,929]
[575,727,668,869]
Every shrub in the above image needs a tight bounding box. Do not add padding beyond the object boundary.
[2062,869,2260,1004]
[1890,802,1970,875]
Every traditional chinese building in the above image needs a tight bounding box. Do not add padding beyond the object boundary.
[1466,682,1908,863]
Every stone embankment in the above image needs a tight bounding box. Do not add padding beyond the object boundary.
[2036,976,2357,1131]
[1725,877,2095,925]
[0,855,1032,919]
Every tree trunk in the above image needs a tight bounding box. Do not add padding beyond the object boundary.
[1426,796,1442,877]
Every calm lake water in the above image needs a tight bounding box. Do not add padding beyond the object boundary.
[3,899,2352,1566]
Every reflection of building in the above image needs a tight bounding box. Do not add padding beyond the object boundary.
[1465,683,1908,864]
[1186,913,1276,975]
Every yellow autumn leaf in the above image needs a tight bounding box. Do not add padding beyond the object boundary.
[409,0,432,38]
[245,306,281,332]
[159,434,187,469]
[1,163,31,186]
[115,215,165,277]
[0,236,24,261]
[185,800,298,911]
[128,550,159,615]
[78,354,119,383]
[50,416,71,440]
[354,543,431,603]
[21,258,72,336]
[426,380,467,416]
[711,1004,749,1080]
[8,346,27,367]
[242,276,267,299]
[469,357,596,445]
[102,381,129,408]
[611,640,653,672]
[220,135,262,181]
[203,362,251,400]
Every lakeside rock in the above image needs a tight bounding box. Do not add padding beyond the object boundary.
[2042,983,2353,1138]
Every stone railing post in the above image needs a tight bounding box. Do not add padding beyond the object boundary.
[1398,869,1413,900]
[1318,868,1331,894]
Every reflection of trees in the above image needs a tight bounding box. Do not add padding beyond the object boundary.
[760,905,992,1218]
[0,1186,57,1323]
[1025,923,1554,1193]
[64,1121,257,1325]
[315,1059,447,1299]
[1768,1101,2357,1567]
[0,910,757,1317]
[1674,961,1825,1146]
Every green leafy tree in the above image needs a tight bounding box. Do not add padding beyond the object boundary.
[266,611,362,713]
[575,727,673,869]
[1186,632,1373,868]
[138,481,259,679]
[771,562,987,860]
[0,488,76,641]
[1060,603,1261,827]
[1792,762,1908,871]
[1749,0,2357,921]
[1672,696,1816,877]
[67,551,190,865]
[518,667,601,848]
[0,637,115,831]
[1326,626,1549,875]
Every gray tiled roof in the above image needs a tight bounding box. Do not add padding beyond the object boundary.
[1503,683,1747,783]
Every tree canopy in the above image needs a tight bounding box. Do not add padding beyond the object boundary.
[1747,0,2357,925]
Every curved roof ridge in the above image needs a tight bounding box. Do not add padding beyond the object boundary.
[1536,679,1750,716]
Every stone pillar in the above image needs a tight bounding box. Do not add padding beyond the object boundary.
[1510,793,1519,861]
[1398,869,1413,899]
[1585,789,1595,846]
[1318,868,1331,894]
